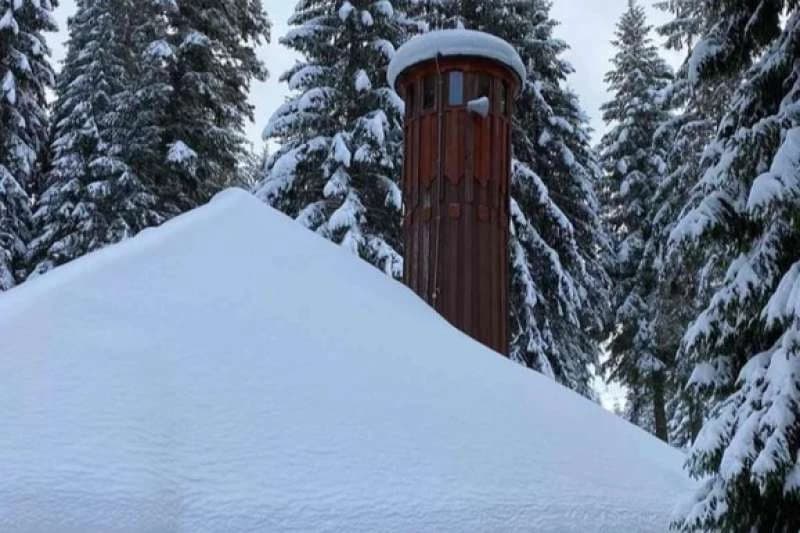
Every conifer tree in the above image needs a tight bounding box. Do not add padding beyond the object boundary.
[413,0,611,397]
[119,0,179,218]
[653,74,732,447]
[668,2,800,530]
[163,0,271,212]
[29,0,160,275]
[29,0,271,275]
[599,0,673,438]
[0,0,57,288]
[256,0,408,277]
[652,0,735,448]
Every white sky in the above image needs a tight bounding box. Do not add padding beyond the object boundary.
[48,0,683,148]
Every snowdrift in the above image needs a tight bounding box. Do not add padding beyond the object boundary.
[0,189,692,532]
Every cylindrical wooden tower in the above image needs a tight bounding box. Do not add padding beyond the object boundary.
[388,30,525,355]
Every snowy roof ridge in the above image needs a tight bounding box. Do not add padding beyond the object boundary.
[0,189,253,321]
[0,189,693,532]
[388,30,527,89]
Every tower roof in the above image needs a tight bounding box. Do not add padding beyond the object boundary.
[388,29,527,89]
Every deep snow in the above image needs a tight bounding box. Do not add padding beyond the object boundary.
[0,189,692,532]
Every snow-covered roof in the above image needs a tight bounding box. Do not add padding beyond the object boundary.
[388,30,527,89]
[0,190,692,532]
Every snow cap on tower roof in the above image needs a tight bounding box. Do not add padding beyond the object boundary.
[388,29,527,90]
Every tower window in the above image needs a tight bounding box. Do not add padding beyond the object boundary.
[477,74,492,100]
[499,81,509,115]
[447,71,464,106]
[406,83,415,117]
[423,75,436,110]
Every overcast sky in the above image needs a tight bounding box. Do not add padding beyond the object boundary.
[47,1,683,148]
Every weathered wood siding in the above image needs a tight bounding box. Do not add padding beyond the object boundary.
[397,57,517,355]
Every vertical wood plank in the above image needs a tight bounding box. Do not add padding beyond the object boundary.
[398,61,516,356]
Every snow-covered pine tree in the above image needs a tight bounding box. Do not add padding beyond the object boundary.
[652,0,735,448]
[116,0,180,219]
[669,2,800,530]
[0,161,30,290]
[162,0,270,212]
[30,1,270,274]
[654,77,733,447]
[255,0,408,277]
[412,0,611,397]
[0,0,57,289]
[243,144,270,192]
[599,0,673,438]
[28,0,161,275]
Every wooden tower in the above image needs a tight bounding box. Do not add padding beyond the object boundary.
[388,30,525,355]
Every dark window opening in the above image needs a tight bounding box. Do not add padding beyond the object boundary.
[477,75,492,100]
[499,81,509,116]
[447,71,464,106]
[423,75,436,110]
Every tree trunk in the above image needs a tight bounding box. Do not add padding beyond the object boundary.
[690,399,703,443]
[652,372,668,443]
